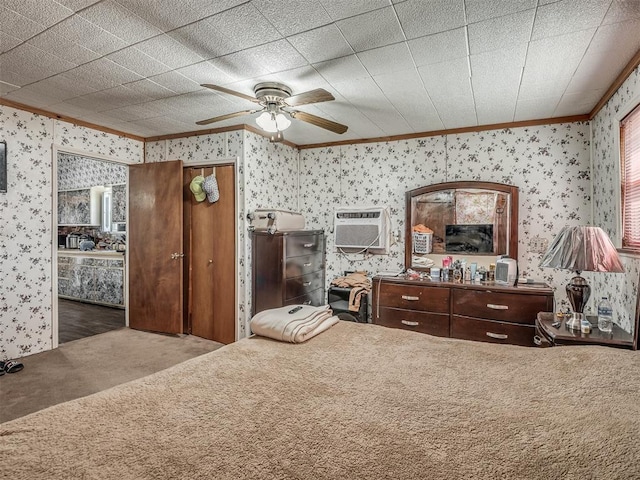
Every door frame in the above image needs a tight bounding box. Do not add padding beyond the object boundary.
[183,157,240,341]
[51,145,136,349]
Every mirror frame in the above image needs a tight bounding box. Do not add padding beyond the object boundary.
[405,181,519,270]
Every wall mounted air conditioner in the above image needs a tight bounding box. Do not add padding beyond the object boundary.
[334,206,391,254]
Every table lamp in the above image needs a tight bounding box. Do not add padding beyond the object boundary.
[539,226,624,330]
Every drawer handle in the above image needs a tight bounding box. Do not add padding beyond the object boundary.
[486,332,508,340]
[303,262,312,267]
[303,300,311,305]
[487,303,508,310]
[302,281,312,286]
[533,335,543,346]
[401,295,419,301]
[303,243,314,248]
[401,320,419,326]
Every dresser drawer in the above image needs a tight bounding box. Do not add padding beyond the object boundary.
[286,234,323,258]
[452,288,551,325]
[376,307,449,337]
[377,282,449,313]
[285,288,324,307]
[285,252,323,278]
[285,271,323,300]
[451,315,537,347]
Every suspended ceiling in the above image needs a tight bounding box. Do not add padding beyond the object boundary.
[1,0,639,145]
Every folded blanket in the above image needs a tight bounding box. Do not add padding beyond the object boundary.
[250,305,339,343]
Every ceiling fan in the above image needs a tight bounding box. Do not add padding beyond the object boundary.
[196,82,349,138]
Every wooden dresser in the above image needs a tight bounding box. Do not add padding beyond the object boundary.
[251,230,325,316]
[373,275,554,346]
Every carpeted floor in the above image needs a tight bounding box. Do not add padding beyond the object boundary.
[0,328,223,423]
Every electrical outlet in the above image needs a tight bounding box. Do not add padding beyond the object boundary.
[529,235,549,254]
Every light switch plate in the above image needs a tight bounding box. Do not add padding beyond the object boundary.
[529,235,549,254]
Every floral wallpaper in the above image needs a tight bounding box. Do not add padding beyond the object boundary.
[58,152,127,191]
[0,105,143,360]
[300,123,593,313]
[591,63,640,333]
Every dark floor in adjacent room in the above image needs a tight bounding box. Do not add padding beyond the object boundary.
[58,298,126,343]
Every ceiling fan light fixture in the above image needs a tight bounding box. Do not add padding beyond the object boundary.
[256,111,291,133]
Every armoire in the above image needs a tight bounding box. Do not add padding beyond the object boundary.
[128,160,236,344]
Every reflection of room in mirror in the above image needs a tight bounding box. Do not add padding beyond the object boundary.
[407,182,517,266]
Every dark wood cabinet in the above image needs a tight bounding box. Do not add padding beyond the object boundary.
[251,230,325,316]
[373,275,554,346]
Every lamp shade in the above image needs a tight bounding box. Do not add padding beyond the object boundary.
[255,111,291,133]
[539,226,624,273]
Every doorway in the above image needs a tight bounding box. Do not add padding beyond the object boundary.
[53,147,131,346]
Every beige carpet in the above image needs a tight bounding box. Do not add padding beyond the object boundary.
[0,328,223,423]
[1,321,639,479]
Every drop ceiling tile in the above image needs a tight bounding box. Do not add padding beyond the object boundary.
[313,55,370,85]
[525,28,596,70]
[169,21,232,59]
[177,61,236,87]
[531,0,610,40]
[311,101,387,138]
[0,32,22,54]
[2,0,74,28]
[64,58,144,91]
[431,94,477,128]
[475,103,516,125]
[565,51,631,94]
[0,44,76,85]
[358,43,414,76]
[17,74,98,102]
[148,71,201,94]
[134,35,204,70]
[320,0,391,21]
[0,6,47,41]
[123,79,176,100]
[374,69,444,131]
[203,3,283,53]
[0,80,20,95]
[27,30,100,65]
[468,8,535,55]
[408,28,467,67]
[107,47,172,77]
[395,0,465,40]
[469,44,527,77]
[464,0,537,23]
[182,0,248,19]
[587,18,640,58]
[288,24,354,64]
[514,96,560,121]
[47,102,97,118]
[602,0,640,25]
[418,58,472,100]
[271,65,332,93]
[45,15,127,56]
[3,87,63,107]
[79,0,163,43]
[66,88,140,112]
[336,6,404,52]
[114,0,203,30]
[105,102,167,122]
[253,0,332,36]
[209,40,308,82]
[472,70,521,100]
[555,89,605,114]
[55,0,101,12]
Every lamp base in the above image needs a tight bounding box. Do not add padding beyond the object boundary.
[566,311,585,331]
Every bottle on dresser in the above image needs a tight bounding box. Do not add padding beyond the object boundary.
[597,297,613,333]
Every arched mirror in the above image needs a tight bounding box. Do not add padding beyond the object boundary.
[405,181,518,270]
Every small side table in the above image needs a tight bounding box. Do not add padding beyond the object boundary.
[535,312,635,349]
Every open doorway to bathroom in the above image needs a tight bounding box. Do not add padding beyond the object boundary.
[54,148,129,345]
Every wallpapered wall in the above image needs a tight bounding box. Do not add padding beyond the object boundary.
[301,122,593,315]
[144,130,298,337]
[591,63,640,332]
[0,104,143,360]
[57,152,127,191]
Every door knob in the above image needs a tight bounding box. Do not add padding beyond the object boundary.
[171,252,184,260]
[208,259,213,264]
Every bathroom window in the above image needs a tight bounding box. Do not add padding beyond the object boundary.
[621,102,640,251]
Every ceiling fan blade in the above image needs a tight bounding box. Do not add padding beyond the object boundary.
[201,84,260,104]
[285,88,335,107]
[289,110,348,134]
[196,110,257,126]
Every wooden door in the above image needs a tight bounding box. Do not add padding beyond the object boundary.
[186,165,236,344]
[129,160,184,334]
